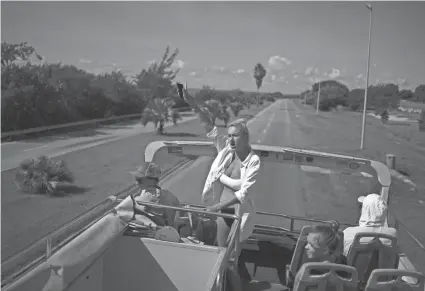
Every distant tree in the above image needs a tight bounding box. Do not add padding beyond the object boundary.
[310,80,349,111]
[133,46,180,100]
[399,89,414,100]
[1,42,42,69]
[413,85,425,102]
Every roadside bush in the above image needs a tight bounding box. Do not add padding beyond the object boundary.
[14,156,74,195]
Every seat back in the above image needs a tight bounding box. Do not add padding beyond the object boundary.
[293,262,358,291]
[347,232,398,283]
[287,225,345,286]
[365,269,425,291]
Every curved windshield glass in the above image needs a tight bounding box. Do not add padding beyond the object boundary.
[152,146,380,230]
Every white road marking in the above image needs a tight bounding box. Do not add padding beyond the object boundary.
[1,141,17,146]
[24,144,50,152]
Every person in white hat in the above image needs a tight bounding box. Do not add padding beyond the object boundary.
[130,162,182,228]
[342,193,398,256]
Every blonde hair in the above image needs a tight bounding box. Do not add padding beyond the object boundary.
[227,118,250,141]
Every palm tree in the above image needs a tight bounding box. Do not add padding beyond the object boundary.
[140,97,181,134]
[253,63,267,107]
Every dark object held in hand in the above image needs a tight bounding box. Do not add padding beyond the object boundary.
[176,83,184,100]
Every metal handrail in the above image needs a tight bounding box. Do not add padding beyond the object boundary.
[390,212,425,252]
[256,210,356,230]
[130,200,240,220]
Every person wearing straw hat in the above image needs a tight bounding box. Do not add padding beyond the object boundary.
[130,162,182,228]
[343,193,398,256]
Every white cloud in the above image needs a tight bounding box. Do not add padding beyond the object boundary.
[206,65,230,74]
[291,70,300,79]
[397,77,409,87]
[356,73,365,80]
[304,66,320,76]
[305,67,313,75]
[189,71,199,77]
[324,68,341,79]
[277,76,288,84]
[78,58,92,64]
[233,69,245,75]
[171,59,185,69]
[354,73,366,87]
[147,59,156,65]
[268,55,292,70]
[307,76,316,84]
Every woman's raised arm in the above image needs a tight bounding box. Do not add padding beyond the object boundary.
[177,82,228,151]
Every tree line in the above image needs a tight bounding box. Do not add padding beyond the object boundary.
[300,80,425,113]
[2,42,281,134]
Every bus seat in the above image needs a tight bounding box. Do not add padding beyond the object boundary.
[293,262,358,291]
[364,269,425,291]
[347,232,398,284]
[286,225,344,287]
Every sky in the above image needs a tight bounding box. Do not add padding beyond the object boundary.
[2,1,425,94]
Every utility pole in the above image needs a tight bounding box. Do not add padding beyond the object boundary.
[316,81,321,114]
[360,3,373,150]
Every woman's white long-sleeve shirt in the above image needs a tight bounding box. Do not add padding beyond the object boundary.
[202,126,260,242]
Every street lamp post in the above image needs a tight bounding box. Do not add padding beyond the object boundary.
[316,80,321,114]
[360,3,373,150]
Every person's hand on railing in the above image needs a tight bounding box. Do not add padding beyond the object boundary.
[206,204,220,213]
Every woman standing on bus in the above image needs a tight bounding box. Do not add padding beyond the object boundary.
[177,82,260,246]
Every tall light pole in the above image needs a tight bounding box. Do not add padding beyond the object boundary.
[316,80,321,114]
[360,3,373,150]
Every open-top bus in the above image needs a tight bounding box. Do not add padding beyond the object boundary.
[2,140,424,291]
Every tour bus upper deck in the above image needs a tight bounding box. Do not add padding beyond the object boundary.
[1,140,424,291]
[3,197,423,291]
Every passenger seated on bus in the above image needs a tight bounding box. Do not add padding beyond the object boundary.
[289,221,347,289]
[343,193,397,256]
[130,162,182,228]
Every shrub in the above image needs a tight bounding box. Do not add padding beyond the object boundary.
[14,156,74,195]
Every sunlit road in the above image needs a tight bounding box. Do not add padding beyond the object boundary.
[163,99,375,229]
